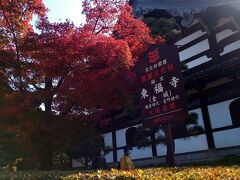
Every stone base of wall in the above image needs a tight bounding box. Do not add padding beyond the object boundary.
[108,146,240,168]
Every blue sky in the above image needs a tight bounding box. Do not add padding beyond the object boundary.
[33,0,86,26]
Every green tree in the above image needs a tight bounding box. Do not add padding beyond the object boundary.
[70,136,109,168]
[126,112,204,149]
[0,131,26,170]
[143,17,181,43]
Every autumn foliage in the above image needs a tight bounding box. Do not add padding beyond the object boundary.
[0,0,163,169]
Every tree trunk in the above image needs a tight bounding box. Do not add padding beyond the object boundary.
[40,145,53,170]
[39,79,54,170]
[68,152,73,170]
[84,156,89,168]
[45,78,53,113]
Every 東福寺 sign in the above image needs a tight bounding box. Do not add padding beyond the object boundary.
[134,44,187,127]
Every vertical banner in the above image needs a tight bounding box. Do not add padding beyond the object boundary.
[134,44,187,127]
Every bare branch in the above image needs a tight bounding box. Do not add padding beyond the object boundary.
[92,8,103,34]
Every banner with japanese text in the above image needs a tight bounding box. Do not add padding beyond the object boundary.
[134,44,187,127]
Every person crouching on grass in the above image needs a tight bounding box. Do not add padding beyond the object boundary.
[120,148,135,170]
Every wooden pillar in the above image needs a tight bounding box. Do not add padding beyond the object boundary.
[208,33,219,62]
[206,21,220,63]
[164,123,175,167]
[112,131,118,162]
[199,89,215,149]
[150,127,157,157]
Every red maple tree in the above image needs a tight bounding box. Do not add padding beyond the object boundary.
[0,0,163,170]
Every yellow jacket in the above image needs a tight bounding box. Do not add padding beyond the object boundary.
[120,155,135,170]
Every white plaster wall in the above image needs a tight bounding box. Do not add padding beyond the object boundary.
[176,31,212,69]
[175,30,205,48]
[155,128,167,156]
[208,98,237,129]
[175,21,240,69]
[117,149,124,161]
[213,127,240,148]
[220,40,240,56]
[216,29,240,56]
[216,29,236,43]
[103,132,112,147]
[117,146,152,161]
[179,39,210,61]
[186,56,211,69]
[155,109,206,155]
[188,108,205,129]
[72,159,92,168]
[72,159,84,168]
[105,151,113,163]
[156,133,208,155]
[174,134,208,154]
[157,143,167,156]
[116,128,128,148]
[131,147,152,159]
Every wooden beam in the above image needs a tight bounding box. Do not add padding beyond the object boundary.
[181,50,210,64]
[213,16,238,34]
[178,33,209,52]
[112,131,118,163]
[218,32,240,53]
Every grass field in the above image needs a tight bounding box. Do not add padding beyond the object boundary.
[1,166,240,179]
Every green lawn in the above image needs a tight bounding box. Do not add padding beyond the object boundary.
[1,166,240,179]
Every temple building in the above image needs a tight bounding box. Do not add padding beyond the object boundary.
[73,1,240,167]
